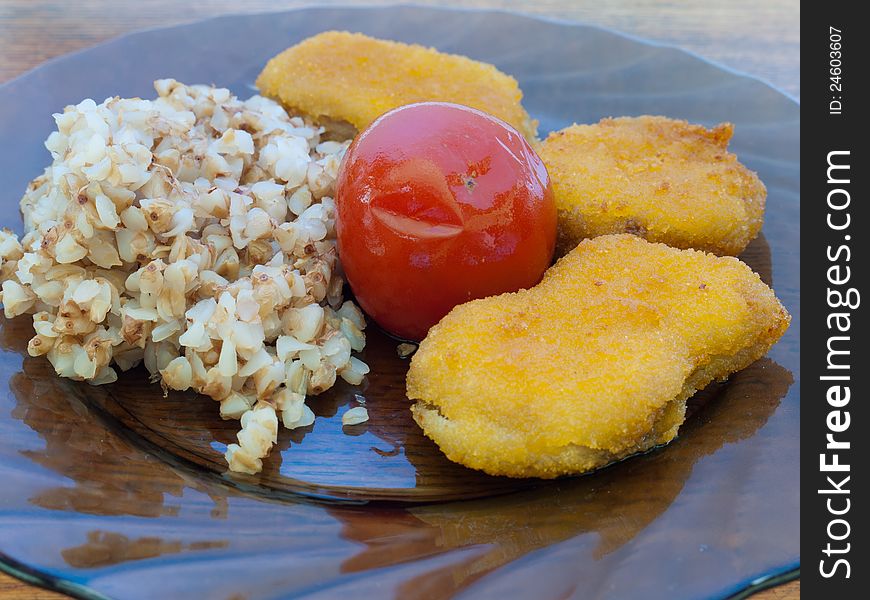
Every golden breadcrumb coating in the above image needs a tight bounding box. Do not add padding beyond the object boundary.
[256,31,537,141]
[407,234,789,478]
[538,116,767,256]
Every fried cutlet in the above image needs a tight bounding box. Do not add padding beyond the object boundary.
[256,31,537,141]
[407,234,789,478]
[538,116,767,256]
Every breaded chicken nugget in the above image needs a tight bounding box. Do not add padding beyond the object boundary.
[407,234,789,478]
[538,116,766,256]
[256,31,537,141]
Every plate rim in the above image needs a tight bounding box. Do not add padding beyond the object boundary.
[0,3,800,107]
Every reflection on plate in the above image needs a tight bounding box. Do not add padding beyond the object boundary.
[0,6,799,599]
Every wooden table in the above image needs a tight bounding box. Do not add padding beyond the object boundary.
[0,1,799,598]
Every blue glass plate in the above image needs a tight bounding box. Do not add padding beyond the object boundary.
[0,6,799,599]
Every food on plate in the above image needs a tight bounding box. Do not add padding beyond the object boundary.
[342,405,369,426]
[0,79,370,475]
[407,234,790,478]
[256,31,538,142]
[538,116,766,256]
[335,102,556,341]
[0,30,791,482]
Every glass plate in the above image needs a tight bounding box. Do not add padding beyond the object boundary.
[0,6,799,599]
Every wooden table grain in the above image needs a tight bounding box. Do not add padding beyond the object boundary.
[0,1,800,598]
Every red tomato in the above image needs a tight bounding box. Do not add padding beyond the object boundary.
[335,102,556,341]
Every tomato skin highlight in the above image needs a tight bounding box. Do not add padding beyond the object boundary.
[335,102,556,341]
